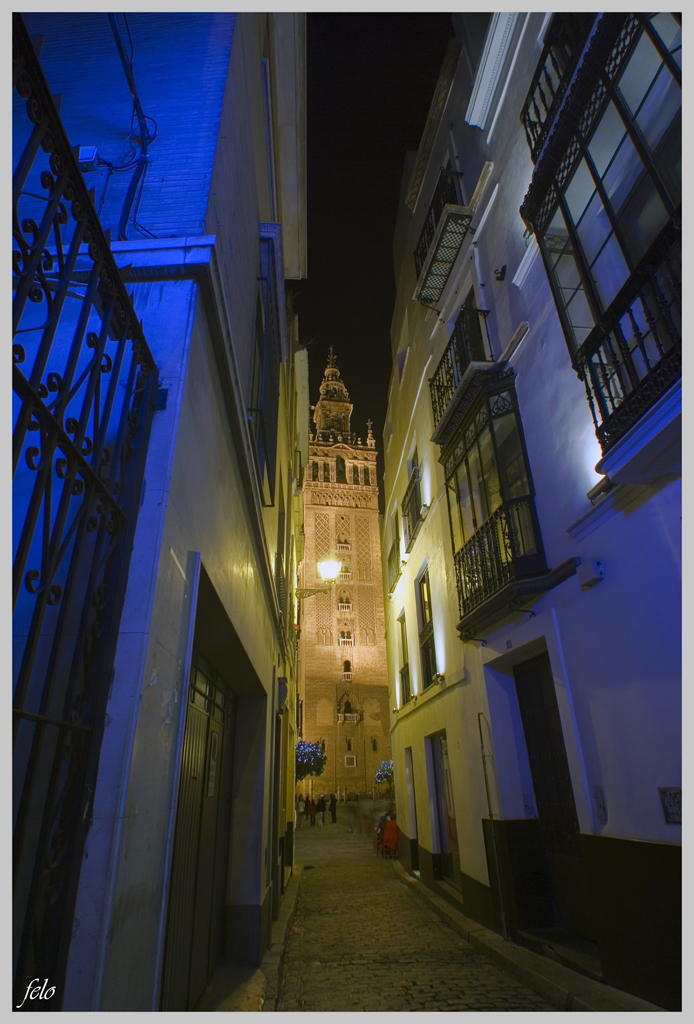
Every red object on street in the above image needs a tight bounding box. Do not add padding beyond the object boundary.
[383,818,398,857]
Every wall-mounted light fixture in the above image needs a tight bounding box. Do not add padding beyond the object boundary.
[433,672,445,685]
[296,559,341,599]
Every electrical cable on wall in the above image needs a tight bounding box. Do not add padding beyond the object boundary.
[107,12,159,240]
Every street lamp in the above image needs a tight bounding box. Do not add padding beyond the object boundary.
[296,559,341,599]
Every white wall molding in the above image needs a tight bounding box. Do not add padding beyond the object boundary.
[465,12,519,130]
[512,234,540,289]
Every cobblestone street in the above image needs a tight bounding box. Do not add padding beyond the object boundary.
[278,814,555,1012]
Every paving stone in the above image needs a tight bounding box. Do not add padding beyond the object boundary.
[276,817,554,1012]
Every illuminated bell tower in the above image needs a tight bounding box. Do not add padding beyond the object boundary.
[297,350,391,799]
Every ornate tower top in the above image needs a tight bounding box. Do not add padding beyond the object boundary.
[314,349,353,435]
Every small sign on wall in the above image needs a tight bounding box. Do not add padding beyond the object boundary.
[659,787,681,824]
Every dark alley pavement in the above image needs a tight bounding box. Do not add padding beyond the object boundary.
[277,811,554,1012]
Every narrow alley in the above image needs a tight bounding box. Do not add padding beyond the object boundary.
[278,811,554,1012]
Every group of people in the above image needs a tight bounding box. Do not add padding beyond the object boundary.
[300,793,337,826]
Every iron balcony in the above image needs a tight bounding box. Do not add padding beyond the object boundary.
[412,170,473,305]
[520,13,595,162]
[574,232,681,455]
[429,304,490,431]
[452,498,578,642]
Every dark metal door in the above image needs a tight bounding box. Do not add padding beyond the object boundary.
[160,650,236,1010]
[513,653,592,937]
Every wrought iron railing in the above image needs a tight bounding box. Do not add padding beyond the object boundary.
[418,620,436,690]
[521,13,595,161]
[12,14,158,1003]
[337,713,360,723]
[575,234,681,454]
[414,170,458,278]
[452,498,542,617]
[429,303,489,427]
[399,663,411,705]
[387,539,401,593]
[401,467,422,552]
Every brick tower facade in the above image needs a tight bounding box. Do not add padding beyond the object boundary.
[297,352,392,799]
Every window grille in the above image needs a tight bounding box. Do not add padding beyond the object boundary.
[12,16,158,999]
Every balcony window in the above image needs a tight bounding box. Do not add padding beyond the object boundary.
[402,452,424,552]
[387,538,402,594]
[336,456,347,483]
[398,614,411,705]
[522,13,681,455]
[429,289,490,427]
[323,462,330,482]
[339,631,353,646]
[413,168,474,305]
[417,570,436,691]
[311,461,318,481]
[445,386,547,619]
[364,466,371,486]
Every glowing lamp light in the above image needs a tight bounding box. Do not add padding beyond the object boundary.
[317,560,340,583]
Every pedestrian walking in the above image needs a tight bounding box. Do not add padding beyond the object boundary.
[309,798,317,827]
[304,795,310,824]
[317,795,326,825]
[329,793,337,823]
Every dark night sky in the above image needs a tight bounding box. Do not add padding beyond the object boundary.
[296,14,455,495]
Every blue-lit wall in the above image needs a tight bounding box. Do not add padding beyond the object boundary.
[19,12,236,239]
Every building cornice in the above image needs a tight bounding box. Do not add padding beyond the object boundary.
[465,12,519,130]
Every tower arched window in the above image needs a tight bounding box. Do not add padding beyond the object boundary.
[352,464,360,484]
[364,466,370,485]
[336,456,347,483]
[344,700,352,715]
[343,660,351,674]
[311,461,318,480]
[323,462,330,481]
[347,739,352,751]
